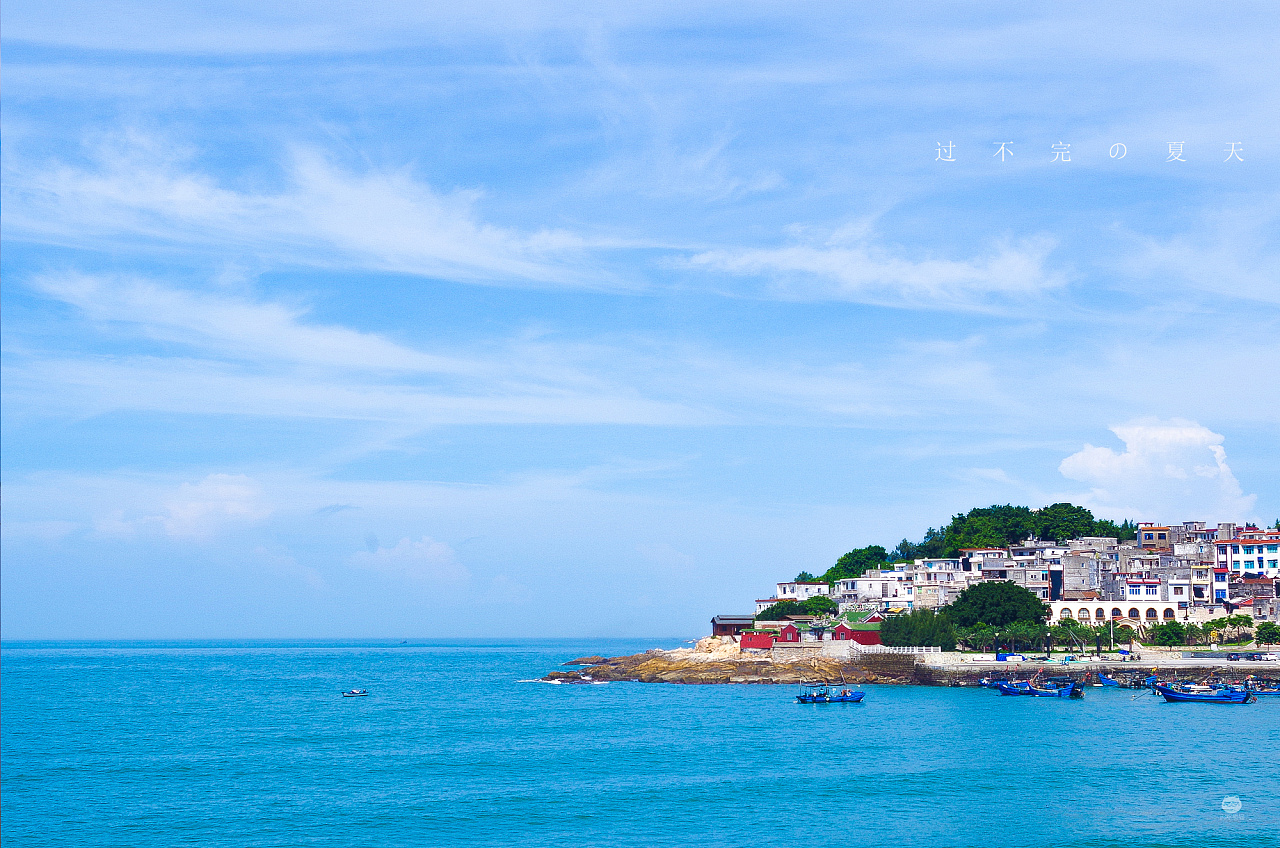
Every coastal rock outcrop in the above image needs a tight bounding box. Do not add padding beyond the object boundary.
[542,637,919,685]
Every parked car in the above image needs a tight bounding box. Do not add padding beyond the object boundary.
[1227,653,1241,661]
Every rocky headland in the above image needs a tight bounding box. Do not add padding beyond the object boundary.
[542,636,919,685]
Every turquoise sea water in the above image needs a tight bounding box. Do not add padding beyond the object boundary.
[2,639,1277,847]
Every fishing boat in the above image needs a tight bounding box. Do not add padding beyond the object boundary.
[342,689,370,697]
[1025,679,1083,698]
[995,681,1031,696]
[1098,672,1121,687]
[1153,683,1254,704]
[796,683,864,703]
[1244,678,1280,696]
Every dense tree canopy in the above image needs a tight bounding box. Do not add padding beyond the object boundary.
[818,546,887,583]
[1144,621,1188,647]
[810,502,1135,589]
[883,504,1136,561]
[945,581,1048,628]
[754,596,838,621]
[879,608,956,650]
[1256,622,1280,644]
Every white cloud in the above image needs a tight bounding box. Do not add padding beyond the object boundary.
[351,535,470,586]
[688,234,1064,311]
[1058,419,1256,522]
[6,140,609,289]
[31,273,476,373]
[94,473,273,538]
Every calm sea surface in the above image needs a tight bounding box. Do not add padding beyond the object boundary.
[2,639,1277,847]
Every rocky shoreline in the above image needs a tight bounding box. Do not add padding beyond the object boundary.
[541,637,1271,686]
[544,650,918,685]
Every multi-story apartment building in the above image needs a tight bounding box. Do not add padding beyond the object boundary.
[1215,528,1280,578]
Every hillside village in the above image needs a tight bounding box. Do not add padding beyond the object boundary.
[711,519,1280,650]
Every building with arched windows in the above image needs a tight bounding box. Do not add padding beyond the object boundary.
[1046,600,1204,626]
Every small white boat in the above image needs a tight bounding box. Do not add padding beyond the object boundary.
[342,689,369,697]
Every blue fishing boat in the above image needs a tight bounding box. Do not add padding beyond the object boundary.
[1098,672,1121,687]
[1154,683,1254,704]
[995,681,1031,696]
[1025,680,1083,698]
[796,684,864,703]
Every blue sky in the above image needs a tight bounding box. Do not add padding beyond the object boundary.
[3,2,1278,638]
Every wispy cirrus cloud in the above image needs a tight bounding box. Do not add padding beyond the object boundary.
[4,138,618,289]
[687,232,1065,311]
[31,272,478,373]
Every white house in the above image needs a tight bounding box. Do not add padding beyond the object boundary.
[775,581,831,601]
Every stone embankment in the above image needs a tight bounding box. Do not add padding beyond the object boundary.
[543,636,919,685]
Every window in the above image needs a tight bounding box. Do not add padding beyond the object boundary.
[1244,546,1255,554]
[1216,573,1227,582]
[1173,587,1184,595]
[1128,608,1140,619]
[1232,545,1240,554]
[1129,587,1141,596]
[1268,546,1278,554]
[1078,609,1091,620]
[1144,533,1154,541]
[1097,608,1106,619]
[1215,589,1227,600]
[1158,533,1166,541]
[1061,609,1073,619]
[1163,609,1175,620]
[1146,587,1158,596]
[1146,608,1158,620]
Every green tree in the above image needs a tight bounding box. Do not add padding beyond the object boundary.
[1146,621,1187,647]
[801,596,838,617]
[998,621,1042,653]
[755,600,804,621]
[1036,503,1097,543]
[1223,614,1254,644]
[879,608,956,650]
[1184,623,1204,646]
[1092,518,1138,541]
[820,546,888,582]
[945,581,1049,628]
[1256,622,1280,645]
[1049,619,1091,652]
[955,623,997,652]
[793,571,818,582]
[754,596,838,621]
